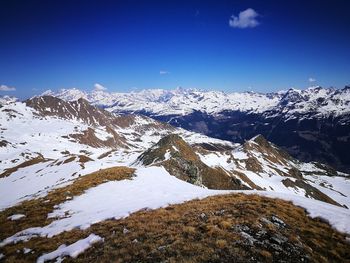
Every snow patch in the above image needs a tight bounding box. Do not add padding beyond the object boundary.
[23,248,32,254]
[36,234,103,263]
[164,150,171,161]
[94,128,112,141]
[7,214,25,221]
[232,151,248,160]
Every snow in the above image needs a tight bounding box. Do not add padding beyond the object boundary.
[164,150,171,160]
[240,170,292,192]
[36,234,103,263]
[0,95,17,105]
[7,214,26,221]
[93,128,112,141]
[42,88,87,102]
[232,151,248,160]
[172,145,179,152]
[198,152,233,168]
[181,129,235,147]
[23,248,32,254]
[47,88,282,115]
[298,162,325,173]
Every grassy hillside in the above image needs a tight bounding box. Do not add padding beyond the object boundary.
[2,193,349,262]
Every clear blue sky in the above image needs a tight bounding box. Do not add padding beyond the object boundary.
[1,0,350,98]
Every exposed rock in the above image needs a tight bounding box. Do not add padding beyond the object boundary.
[271,215,287,228]
[200,212,207,220]
[0,140,10,147]
[271,234,288,245]
[240,231,257,245]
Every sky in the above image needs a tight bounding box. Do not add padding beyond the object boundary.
[0,0,350,98]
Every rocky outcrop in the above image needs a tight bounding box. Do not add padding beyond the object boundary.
[137,134,248,190]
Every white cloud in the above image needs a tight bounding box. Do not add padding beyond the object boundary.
[0,85,16,91]
[308,77,316,83]
[160,70,170,75]
[94,83,107,91]
[229,8,260,29]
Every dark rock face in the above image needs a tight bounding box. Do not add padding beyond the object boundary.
[142,110,350,173]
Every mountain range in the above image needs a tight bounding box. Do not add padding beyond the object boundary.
[0,91,349,262]
[45,86,350,173]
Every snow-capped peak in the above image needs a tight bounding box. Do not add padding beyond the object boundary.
[42,88,87,102]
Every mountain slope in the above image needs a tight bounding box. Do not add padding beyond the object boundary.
[196,134,349,207]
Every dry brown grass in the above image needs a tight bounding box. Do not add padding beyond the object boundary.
[2,193,349,262]
[78,154,93,163]
[62,156,76,164]
[97,150,115,159]
[76,194,350,263]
